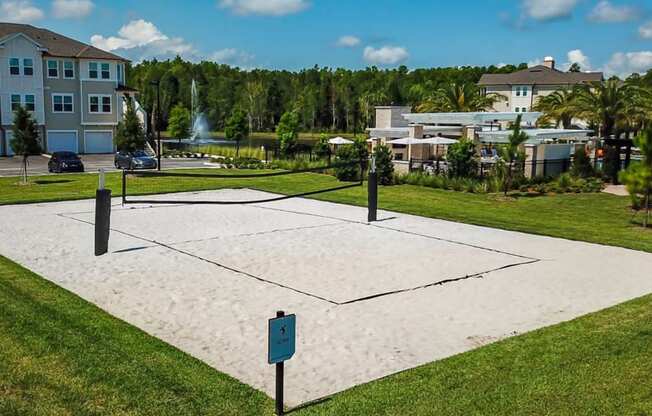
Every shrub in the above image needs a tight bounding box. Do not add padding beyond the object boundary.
[313,134,331,160]
[447,139,477,178]
[571,147,595,178]
[372,144,394,185]
[334,145,363,181]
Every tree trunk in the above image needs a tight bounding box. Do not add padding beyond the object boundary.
[22,155,28,184]
[645,190,650,228]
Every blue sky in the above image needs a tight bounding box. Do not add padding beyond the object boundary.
[2,0,652,76]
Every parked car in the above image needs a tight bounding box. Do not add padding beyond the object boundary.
[114,150,158,170]
[48,151,84,173]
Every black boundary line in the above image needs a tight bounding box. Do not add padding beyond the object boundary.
[337,259,540,305]
[58,213,340,306]
[249,204,540,262]
[57,200,542,306]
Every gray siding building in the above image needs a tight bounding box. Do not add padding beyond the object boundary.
[0,23,144,156]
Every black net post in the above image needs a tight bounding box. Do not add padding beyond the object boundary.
[121,169,127,205]
[368,156,378,222]
[95,169,111,256]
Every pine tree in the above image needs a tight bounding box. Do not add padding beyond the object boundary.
[10,106,42,184]
[115,98,146,152]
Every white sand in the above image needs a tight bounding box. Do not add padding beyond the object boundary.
[1,189,651,406]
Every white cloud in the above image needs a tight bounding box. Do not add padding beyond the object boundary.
[336,35,360,48]
[521,0,579,21]
[564,49,592,71]
[588,1,638,23]
[602,51,652,76]
[91,20,197,62]
[527,58,542,67]
[52,0,94,19]
[363,46,409,65]
[640,21,652,39]
[211,48,255,66]
[0,0,44,23]
[218,0,309,16]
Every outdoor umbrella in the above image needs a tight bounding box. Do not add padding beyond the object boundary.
[329,137,354,145]
[388,137,427,160]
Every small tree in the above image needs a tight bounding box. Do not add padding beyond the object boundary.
[620,126,652,227]
[501,114,529,196]
[115,98,146,152]
[372,144,394,185]
[570,147,595,178]
[447,139,477,178]
[224,108,249,156]
[10,106,42,184]
[276,111,300,157]
[168,104,191,144]
[334,138,368,181]
[313,133,331,160]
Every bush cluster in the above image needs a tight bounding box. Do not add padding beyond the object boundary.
[396,172,603,195]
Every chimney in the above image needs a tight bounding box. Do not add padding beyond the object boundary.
[543,56,555,69]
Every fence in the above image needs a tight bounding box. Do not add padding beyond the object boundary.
[403,158,574,178]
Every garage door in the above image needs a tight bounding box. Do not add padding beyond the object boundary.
[4,131,14,156]
[47,131,78,153]
[85,131,114,154]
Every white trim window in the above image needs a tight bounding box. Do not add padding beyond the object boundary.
[89,62,98,79]
[117,64,123,84]
[101,62,110,80]
[63,61,75,79]
[47,60,59,78]
[89,95,112,114]
[11,94,21,111]
[522,87,528,97]
[25,95,35,112]
[9,58,20,75]
[23,58,34,76]
[53,93,74,113]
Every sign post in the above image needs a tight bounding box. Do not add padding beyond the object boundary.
[268,311,296,416]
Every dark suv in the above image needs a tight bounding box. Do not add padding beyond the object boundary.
[114,150,158,170]
[48,152,84,173]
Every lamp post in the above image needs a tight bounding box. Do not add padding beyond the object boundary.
[150,80,161,171]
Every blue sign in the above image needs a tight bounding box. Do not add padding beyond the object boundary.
[268,314,296,364]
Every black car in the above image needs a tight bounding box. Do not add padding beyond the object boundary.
[114,150,158,170]
[48,151,84,173]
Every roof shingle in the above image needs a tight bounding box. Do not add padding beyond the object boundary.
[478,65,603,86]
[0,22,128,62]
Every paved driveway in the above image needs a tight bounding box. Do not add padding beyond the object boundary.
[0,154,211,177]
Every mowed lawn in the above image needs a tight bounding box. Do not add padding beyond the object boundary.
[1,255,651,415]
[1,169,652,414]
[0,169,650,252]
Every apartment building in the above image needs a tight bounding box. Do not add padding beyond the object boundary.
[477,57,603,114]
[0,23,142,156]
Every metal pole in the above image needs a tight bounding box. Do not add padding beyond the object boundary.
[156,82,162,171]
[121,169,127,205]
[275,310,285,416]
[95,168,111,256]
[368,156,378,222]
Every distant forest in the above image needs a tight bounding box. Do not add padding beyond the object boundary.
[127,58,531,134]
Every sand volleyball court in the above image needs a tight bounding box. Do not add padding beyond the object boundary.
[1,188,651,405]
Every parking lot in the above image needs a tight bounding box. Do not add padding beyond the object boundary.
[0,154,212,177]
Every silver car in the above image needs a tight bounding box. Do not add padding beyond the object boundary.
[114,150,158,170]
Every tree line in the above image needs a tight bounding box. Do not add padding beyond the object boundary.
[126,57,530,134]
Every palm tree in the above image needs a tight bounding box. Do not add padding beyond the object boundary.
[571,79,633,138]
[532,89,577,128]
[416,83,506,113]
[501,114,530,196]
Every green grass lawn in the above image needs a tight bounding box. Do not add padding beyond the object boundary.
[1,169,650,252]
[1,255,651,415]
[1,170,651,414]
